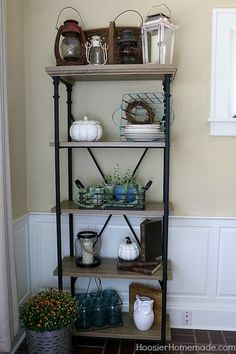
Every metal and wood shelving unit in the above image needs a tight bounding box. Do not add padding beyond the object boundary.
[46,63,177,345]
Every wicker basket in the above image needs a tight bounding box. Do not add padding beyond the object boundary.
[26,328,72,354]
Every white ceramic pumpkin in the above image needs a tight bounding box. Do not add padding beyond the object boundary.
[118,237,140,261]
[69,116,103,142]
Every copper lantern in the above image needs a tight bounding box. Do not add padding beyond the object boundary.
[141,5,177,65]
[54,8,86,66]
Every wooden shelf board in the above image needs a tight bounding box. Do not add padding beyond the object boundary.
[46,64,177,83]
[73,312,171,341]
[53,256,172,280]
[53,141,165,148]
[51,200,171,217]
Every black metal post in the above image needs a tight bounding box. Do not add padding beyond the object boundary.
[53,76,63,290]
[66,84,74,255]
[67,83,73,201]
[161,74,171,346]
[66,83,75,294]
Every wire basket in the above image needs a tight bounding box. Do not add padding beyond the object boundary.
[112,92,174,141]
[74,184,145,210]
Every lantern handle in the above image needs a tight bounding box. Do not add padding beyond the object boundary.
[55,6,85,30]
[113,9,143,27]
[148,4,172,19]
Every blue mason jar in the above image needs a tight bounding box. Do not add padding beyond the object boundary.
[113,184,136,202]
[76,297,93,330]
[106,296,122,326]
[93,297,106,328]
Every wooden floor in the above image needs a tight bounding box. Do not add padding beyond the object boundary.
[16,328,236,353]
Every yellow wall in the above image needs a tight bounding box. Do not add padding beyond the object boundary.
[23,0,236,216]
[7,0,27,219]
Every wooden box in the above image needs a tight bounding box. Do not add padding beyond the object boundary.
[129,283,162,325]
[85,21,142,65]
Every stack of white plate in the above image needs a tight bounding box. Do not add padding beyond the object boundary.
[123,124,164,142]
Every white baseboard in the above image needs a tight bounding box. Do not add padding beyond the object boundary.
[13,212,236,330]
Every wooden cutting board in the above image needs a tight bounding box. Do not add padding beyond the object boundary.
[129,283,162,325]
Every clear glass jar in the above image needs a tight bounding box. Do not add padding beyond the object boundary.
[85,35,108,65]
[89,46,104,64]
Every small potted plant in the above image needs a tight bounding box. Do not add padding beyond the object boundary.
[19,288,80,354]
[112,164,139,202]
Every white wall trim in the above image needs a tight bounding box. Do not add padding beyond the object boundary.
[23,212,236,330]
[12,212,236,329]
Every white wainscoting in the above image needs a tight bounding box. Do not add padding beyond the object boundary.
[13,214,31,305]
[14,213,236,330]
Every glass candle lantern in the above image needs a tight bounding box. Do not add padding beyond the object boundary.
[85,35,108,65]
[141,5,177,64]
[75,231,101,268]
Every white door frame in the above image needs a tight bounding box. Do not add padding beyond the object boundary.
[0,0,7,122]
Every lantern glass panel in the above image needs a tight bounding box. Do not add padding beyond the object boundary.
[146,26,174,64]
[162,27,173,64]
[149,29,161,63]
[61,37,81,60]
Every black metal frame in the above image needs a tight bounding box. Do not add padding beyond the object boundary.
[52,73,172,347]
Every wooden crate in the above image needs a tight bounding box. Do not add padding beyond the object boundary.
[129,283,162,325]
[85,21,142,65]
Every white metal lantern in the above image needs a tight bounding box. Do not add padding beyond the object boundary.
[141,5,177,64]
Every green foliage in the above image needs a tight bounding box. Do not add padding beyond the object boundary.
[110,164,139,186]
[19,288,79,332]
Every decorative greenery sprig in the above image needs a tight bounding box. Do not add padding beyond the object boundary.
[19,288,79,332]
[112,164,138,186]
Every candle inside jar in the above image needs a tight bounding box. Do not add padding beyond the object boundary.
[82,239,94,264]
